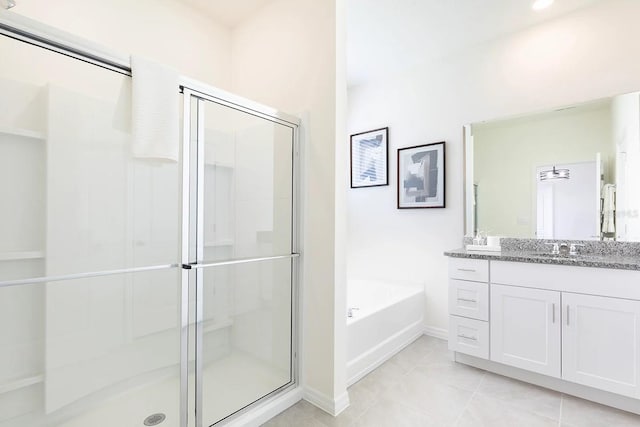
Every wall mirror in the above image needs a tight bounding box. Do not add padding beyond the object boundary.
[464,91,640,242]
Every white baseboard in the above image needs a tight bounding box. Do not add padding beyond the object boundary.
[303,386,350,416]
[423,325,448,340]
[333,391,350,416]
[227,386,303,427]
[347,319,424,386]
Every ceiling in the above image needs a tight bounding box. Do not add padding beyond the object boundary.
[174,0,604,86]
[347,0,604,86]
[178,0,272,28]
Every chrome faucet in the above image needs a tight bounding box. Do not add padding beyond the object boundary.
[558,243,570,256]
[545,242,560,255]
[569,243,585,256]
[545,242,584,256]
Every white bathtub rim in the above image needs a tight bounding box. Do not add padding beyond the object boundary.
[346,291,422,325]
[348,278,425,289]
[347,280,424,325]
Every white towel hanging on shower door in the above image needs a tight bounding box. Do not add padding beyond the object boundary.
[131,55,179,162]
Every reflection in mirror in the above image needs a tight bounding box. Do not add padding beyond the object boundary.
[465,91,640,241]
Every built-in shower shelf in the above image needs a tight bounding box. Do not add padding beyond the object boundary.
[0,374,44,394]
[203,318,233,334]
[0,125,45,140]
[0,251,45,261]
[204,240,234,247]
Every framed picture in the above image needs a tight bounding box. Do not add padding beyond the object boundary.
[350,127,389,188]
[397,141,446,208]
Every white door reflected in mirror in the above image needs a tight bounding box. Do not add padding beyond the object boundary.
[535,160,600,240]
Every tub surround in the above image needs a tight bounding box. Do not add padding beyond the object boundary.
[446,238,640,271]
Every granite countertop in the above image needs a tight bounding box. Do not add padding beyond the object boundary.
[444,248,640,271]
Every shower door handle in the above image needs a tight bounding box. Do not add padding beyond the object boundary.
[183,253,300,270]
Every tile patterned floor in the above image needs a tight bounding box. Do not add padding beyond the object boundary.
[262,336,640,427]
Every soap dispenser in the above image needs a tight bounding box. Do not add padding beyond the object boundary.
[473,231,484,246]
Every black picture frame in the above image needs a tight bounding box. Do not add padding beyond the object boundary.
[350,127,389,188]
[397,141,446,209]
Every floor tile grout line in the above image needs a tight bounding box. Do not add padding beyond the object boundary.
[453,387,478,427]
[331,340,430,427]
[376,390,445,425]
[372,341,456,423]
[343,387,380,427]
[452,370,486,427]
[558,394,564,427]
[339,342,437,427]
[458,368,565,425]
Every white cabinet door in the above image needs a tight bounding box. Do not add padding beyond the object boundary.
[562,293,640,398]
[490,284,561,377]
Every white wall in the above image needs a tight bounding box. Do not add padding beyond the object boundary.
[347,0,640,334]
[231,0,348,412]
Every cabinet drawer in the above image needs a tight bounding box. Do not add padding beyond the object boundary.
[491,261,640,300]
[448,315,489,359]
[448,258,488,282]
[449,279,489,321]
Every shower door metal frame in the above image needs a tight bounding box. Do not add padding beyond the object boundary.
[181,85,301,427]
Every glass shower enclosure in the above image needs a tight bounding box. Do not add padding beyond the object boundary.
[0,16,299,427]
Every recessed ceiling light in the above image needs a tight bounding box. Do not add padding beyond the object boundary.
[532,0,554,11]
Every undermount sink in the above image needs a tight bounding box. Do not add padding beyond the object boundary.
[533,252,578,258]
[529,252,598,261]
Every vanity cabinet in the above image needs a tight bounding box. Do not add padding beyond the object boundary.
[490,284,561,378]
[562,293,640,398]
[447,256,640,402]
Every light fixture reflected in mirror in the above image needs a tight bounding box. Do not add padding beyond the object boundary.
[1,0,16,10]
[539,166,570,181]
[532,0,554,11]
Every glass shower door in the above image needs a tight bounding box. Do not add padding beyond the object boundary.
[184,92,298,426]
[0,33,183,427]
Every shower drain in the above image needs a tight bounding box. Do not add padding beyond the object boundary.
[143,413,166,426]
